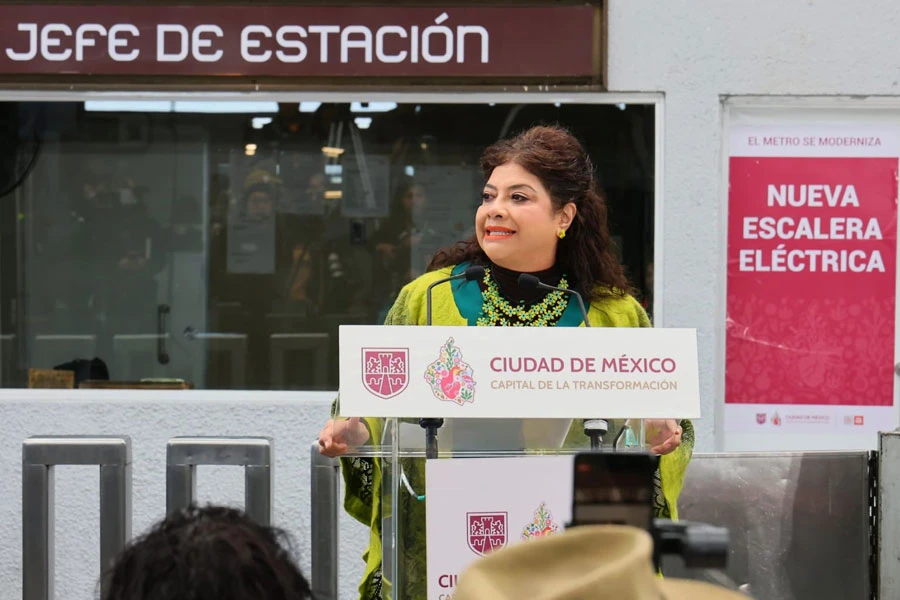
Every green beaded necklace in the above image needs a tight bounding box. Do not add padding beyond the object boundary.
[476,266,569,327]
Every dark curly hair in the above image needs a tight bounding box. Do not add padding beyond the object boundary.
[100,505,313,600]
[429,125,630,299]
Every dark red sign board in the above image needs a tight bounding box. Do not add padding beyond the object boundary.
[0,5,598,78]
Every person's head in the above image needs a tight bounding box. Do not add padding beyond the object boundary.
[246,187,275,218]
[101,505,313,600]
[431,125,629,298]
[242,169,281,219]
[391,179,427,217]
[403,183,427,213]
[476,159,574,273]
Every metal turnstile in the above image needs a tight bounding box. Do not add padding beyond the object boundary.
[879,431,900,599]
[22,435,132,600]
[166,437,273,525]
[663,451,872,599]
[310,443,340,600]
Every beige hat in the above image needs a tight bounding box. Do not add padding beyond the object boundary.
[453,525,750,600]
[243,168,282,191]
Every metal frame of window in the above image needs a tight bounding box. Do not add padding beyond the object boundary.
[0,89,665,399]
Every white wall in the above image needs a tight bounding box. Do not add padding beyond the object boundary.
[608,0,900,451]
[0,390,367,600]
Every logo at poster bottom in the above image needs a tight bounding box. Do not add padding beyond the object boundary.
[756,413,766,425]
[467,512,507,556]
[361,348,409,399]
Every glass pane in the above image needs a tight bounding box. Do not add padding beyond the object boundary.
[349,417,648,599]
[0,100,654,390]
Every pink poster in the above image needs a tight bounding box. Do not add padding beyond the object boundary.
[725,125,899,443]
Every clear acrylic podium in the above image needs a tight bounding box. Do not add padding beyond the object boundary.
[341,416,648,600]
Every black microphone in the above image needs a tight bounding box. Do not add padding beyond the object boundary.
[517,274,605,448]
[516,273,591,327]
[421,264,485,458]
[582,418,609,450]
[426,265,486,325]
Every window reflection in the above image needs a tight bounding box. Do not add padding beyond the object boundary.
[0,100,654,390]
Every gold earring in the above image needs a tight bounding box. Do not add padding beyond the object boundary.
[557,229,566,240]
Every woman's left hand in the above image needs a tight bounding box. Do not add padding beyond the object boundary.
[644,419,682,455]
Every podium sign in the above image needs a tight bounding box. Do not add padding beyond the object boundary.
[339,325,701,419]
[426,456,573,600]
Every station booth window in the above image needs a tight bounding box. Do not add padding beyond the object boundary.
[0,98,656,390]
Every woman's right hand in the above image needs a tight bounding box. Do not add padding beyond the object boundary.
[318,417,370,457]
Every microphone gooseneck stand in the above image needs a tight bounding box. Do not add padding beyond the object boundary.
[419,265,486,458]
[516,273,591,329]
[518,274,609,452]
[583,418,609,451]
[419,418,444,458]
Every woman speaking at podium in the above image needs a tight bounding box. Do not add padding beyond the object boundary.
[319,125,693,600]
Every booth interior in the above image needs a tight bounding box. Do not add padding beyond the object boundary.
[0,99,656,392]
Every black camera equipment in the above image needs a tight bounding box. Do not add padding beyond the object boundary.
[569,452,730,571]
